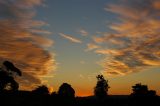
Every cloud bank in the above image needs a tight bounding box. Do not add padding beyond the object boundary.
[90,0,160,76]
[0,0,56,90]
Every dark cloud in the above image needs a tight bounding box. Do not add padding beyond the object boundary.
[0,0,56,90]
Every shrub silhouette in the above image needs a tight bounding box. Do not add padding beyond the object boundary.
[130,83,158,106]
[32,85,49,95]
[131,83,157,96]
[0,61,22,92]
[58,83,75,99]
[132,83,148,95]
[94,75,109,98]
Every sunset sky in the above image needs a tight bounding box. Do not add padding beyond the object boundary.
[0,0,160,96]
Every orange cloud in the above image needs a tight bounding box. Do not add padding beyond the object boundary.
[153,0,160,10]
[86,43,100,51]
[91,0,160,76]
[59,33,82,43]
[95,49,124,55]
[0,0,56,90]
[93,36,107,43]
[105,4,140,20]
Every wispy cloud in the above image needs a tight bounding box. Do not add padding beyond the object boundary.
[86,43,100,51]
[78,29,88,36]
[91,0,160,76]
[0,0,56,90]
[59,33,82,43]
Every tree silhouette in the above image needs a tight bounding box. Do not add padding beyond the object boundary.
[32,85,49,95]
[0,61,22,92]
[130,83,158,106]
[132,83,148,95]
[131,83,157,96]
[58,83,75,99]
[3,61,22,76]
[94,75,109,98]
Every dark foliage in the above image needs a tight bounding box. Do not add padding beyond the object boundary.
[0,61,22,92]
[58,83,75,99]
[129,83,159,106]
[132,83,148,95]
[3,61,22,76]
[0,92,159,106]
[131,83,157,96]
[94,75,110,98]
[0,61,159,106]
[32,85,49,95]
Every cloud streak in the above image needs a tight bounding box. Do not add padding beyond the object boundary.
[86,43,100,51]
[91,0,160,76]
[78,29,88,36]
[0,0,56,90]
[59,33,82,43]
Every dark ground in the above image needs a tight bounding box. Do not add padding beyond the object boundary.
[0,91,159,106]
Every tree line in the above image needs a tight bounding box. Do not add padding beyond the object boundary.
[0,61,157,98]
[0,61,159,106]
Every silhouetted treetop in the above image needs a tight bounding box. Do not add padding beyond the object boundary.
[32,85,49,95]
[94,75,110,98]
[132,83,148,95]
[131,83,157,96]
[58,83,75,98]
[3,61,22,76]
[0,61,22,92]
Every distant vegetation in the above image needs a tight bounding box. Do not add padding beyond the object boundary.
[0,61,159,106]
